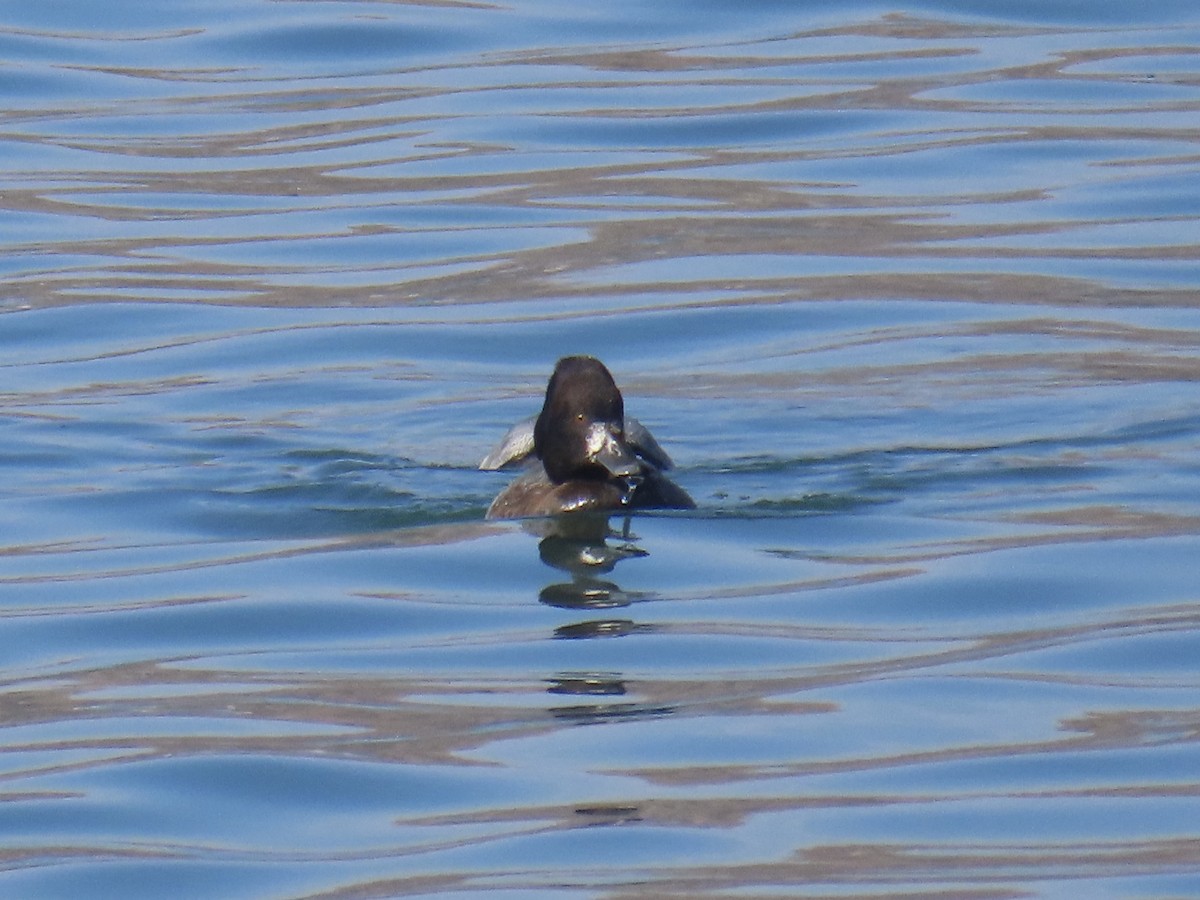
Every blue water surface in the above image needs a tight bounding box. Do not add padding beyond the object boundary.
[1,0,1199,898]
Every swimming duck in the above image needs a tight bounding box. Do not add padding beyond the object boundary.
[481,356,694,519]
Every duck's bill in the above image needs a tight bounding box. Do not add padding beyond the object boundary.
[586,422,642,478]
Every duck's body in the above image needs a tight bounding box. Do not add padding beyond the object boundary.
[482,356,694,520]
[485,461,694,519]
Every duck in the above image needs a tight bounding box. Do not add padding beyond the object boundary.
[481,356,694,520]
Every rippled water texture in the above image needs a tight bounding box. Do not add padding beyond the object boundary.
[2,1,1200,897]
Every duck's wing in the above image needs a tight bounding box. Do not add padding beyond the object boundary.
[624,416,674,471]
[480,414,675,471]
[479,416,536,470]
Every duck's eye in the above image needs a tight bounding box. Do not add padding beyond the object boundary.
[575,413,585,421]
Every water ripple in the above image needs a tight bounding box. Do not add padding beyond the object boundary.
[1,2,1199,897]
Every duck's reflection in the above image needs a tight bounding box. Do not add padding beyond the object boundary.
[547,671,673,725]
[547,674,626,697]
[527,513,676,725]
[532,513,647,612]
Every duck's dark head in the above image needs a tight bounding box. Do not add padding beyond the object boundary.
[534,356,641,485]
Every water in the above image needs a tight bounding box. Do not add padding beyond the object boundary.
[2,1,1199,897]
